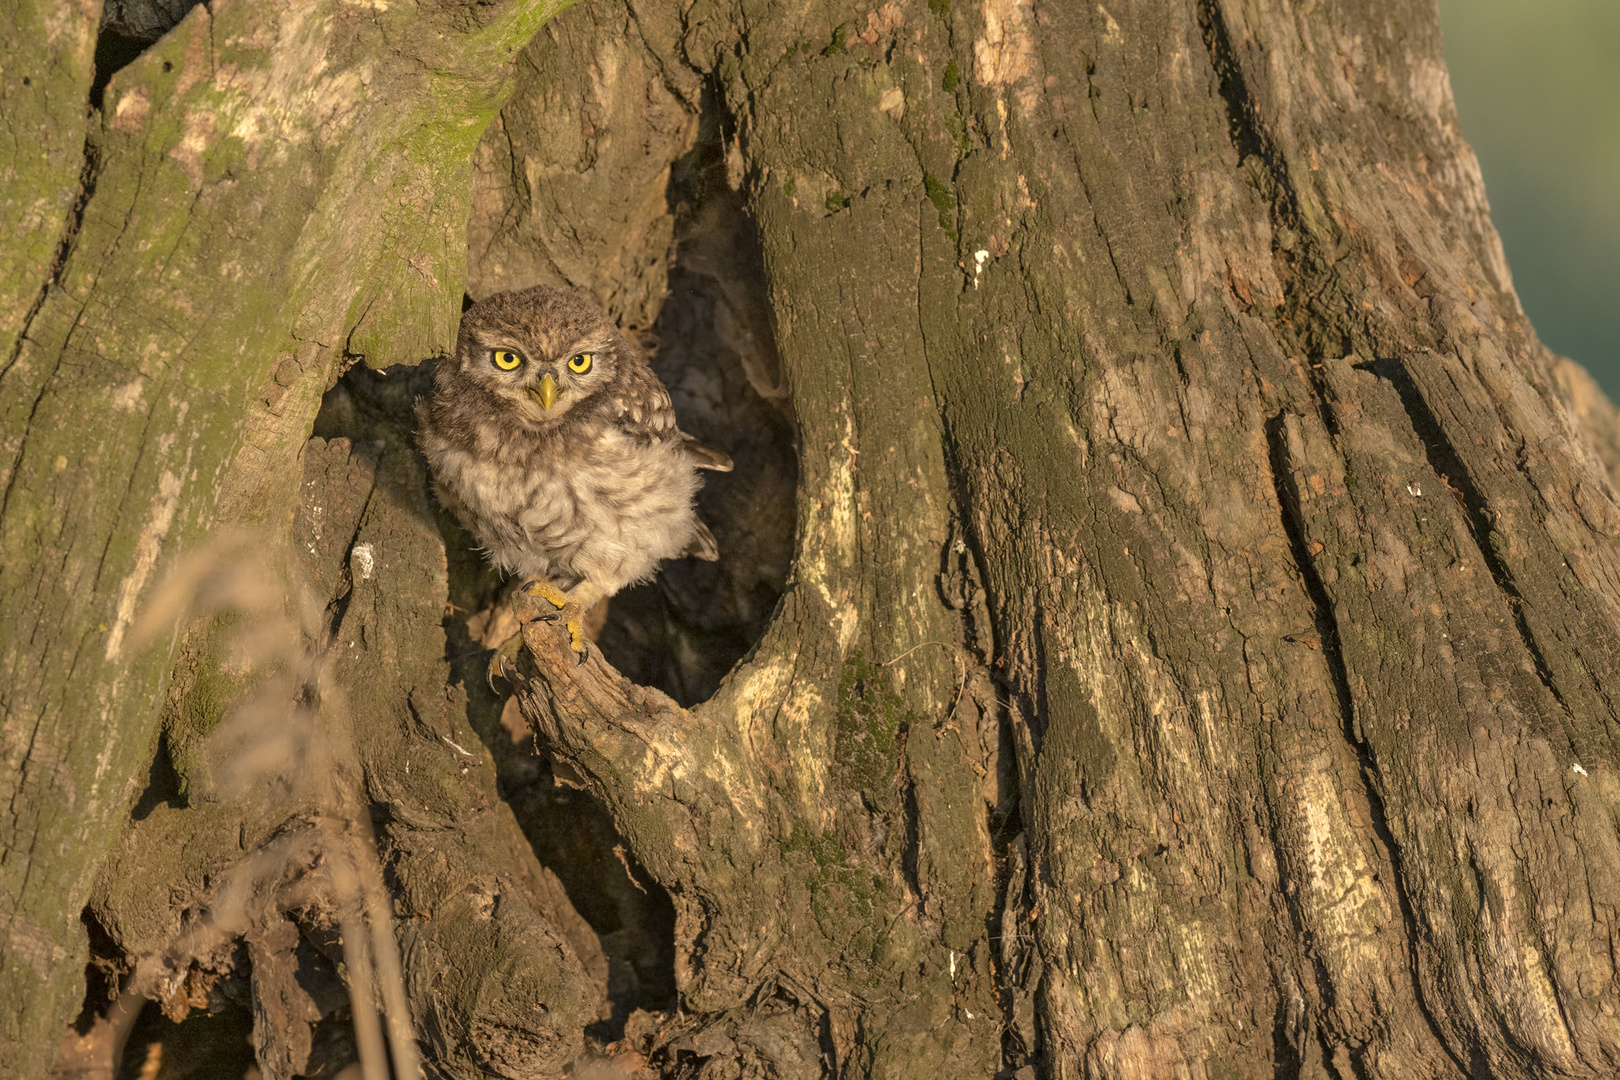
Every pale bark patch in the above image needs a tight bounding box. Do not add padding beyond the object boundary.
[973,0,1038,113]
[110,378,148,413]
[858,2,905,45]
[112,87,151,132]
[106,469,185,660]
[5,916,69,981]
[225,8,366,160]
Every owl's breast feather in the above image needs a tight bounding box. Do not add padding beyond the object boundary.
[428,425,703,596]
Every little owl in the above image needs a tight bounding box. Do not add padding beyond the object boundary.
[416,285,731,678]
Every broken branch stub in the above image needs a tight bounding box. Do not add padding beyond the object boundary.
[511,592,788,1015]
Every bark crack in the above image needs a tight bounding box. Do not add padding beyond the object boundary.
[0,134,102,521]
[0,134,99,386]
[1194,0,1298,227]
[1196,0,1353,442]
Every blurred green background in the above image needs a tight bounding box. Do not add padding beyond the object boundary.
[1438,0,1620,395]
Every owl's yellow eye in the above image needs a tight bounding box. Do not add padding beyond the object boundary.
[567,353,593,374]
[492,349,523,371]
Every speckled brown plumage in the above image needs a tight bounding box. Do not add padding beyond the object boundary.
[416,286,731,656]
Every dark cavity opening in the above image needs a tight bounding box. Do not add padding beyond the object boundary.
[92,3,205,110]
[129,730,183,820]
[90,29,146,111]
[592,83,797,706]
[115,997,259,1080]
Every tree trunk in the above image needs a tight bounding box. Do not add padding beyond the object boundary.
[7,0,1620,1078]
[0,1,580,1074]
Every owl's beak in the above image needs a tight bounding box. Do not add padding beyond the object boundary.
[530,373,559,411]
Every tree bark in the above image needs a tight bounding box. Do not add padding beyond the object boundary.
[6,0,1620,1078]
[0,1,575,1074]
[492,0,1620,1076]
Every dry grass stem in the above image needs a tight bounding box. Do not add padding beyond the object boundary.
[124,532,421,1080]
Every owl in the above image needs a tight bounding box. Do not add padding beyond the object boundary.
[416,285,731,676]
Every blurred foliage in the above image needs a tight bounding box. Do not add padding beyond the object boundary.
[1439,0,1620,393]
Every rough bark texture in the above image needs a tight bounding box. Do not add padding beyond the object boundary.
[494,0,1620,1077]
[0,1,572,1074]
[5,0,1620,1078]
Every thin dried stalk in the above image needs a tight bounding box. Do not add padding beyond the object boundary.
[329,850,392,1080]
[128,533,421,1080]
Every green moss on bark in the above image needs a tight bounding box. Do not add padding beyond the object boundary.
[0,3,577,1072]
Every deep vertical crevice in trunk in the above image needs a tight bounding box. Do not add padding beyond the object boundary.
[1195,0,1296,221]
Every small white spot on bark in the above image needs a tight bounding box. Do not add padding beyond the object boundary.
[1572,763,1588,776]
[352,542,375,580]
[973,249,990,288]
[1406,482,1422,497]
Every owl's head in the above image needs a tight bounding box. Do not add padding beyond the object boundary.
[449,285,626,425]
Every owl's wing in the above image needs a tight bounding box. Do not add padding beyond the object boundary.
[680,435,734,472]
[684,518,721,561]
[613,365,734,471]
[611,365,681,440]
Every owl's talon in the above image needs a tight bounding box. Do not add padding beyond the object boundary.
[486,631,527,690]
[568,618,589,664]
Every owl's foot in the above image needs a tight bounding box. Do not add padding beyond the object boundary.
[486,580,579,687]
[521,579,572,611]
[518,579,591,665]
